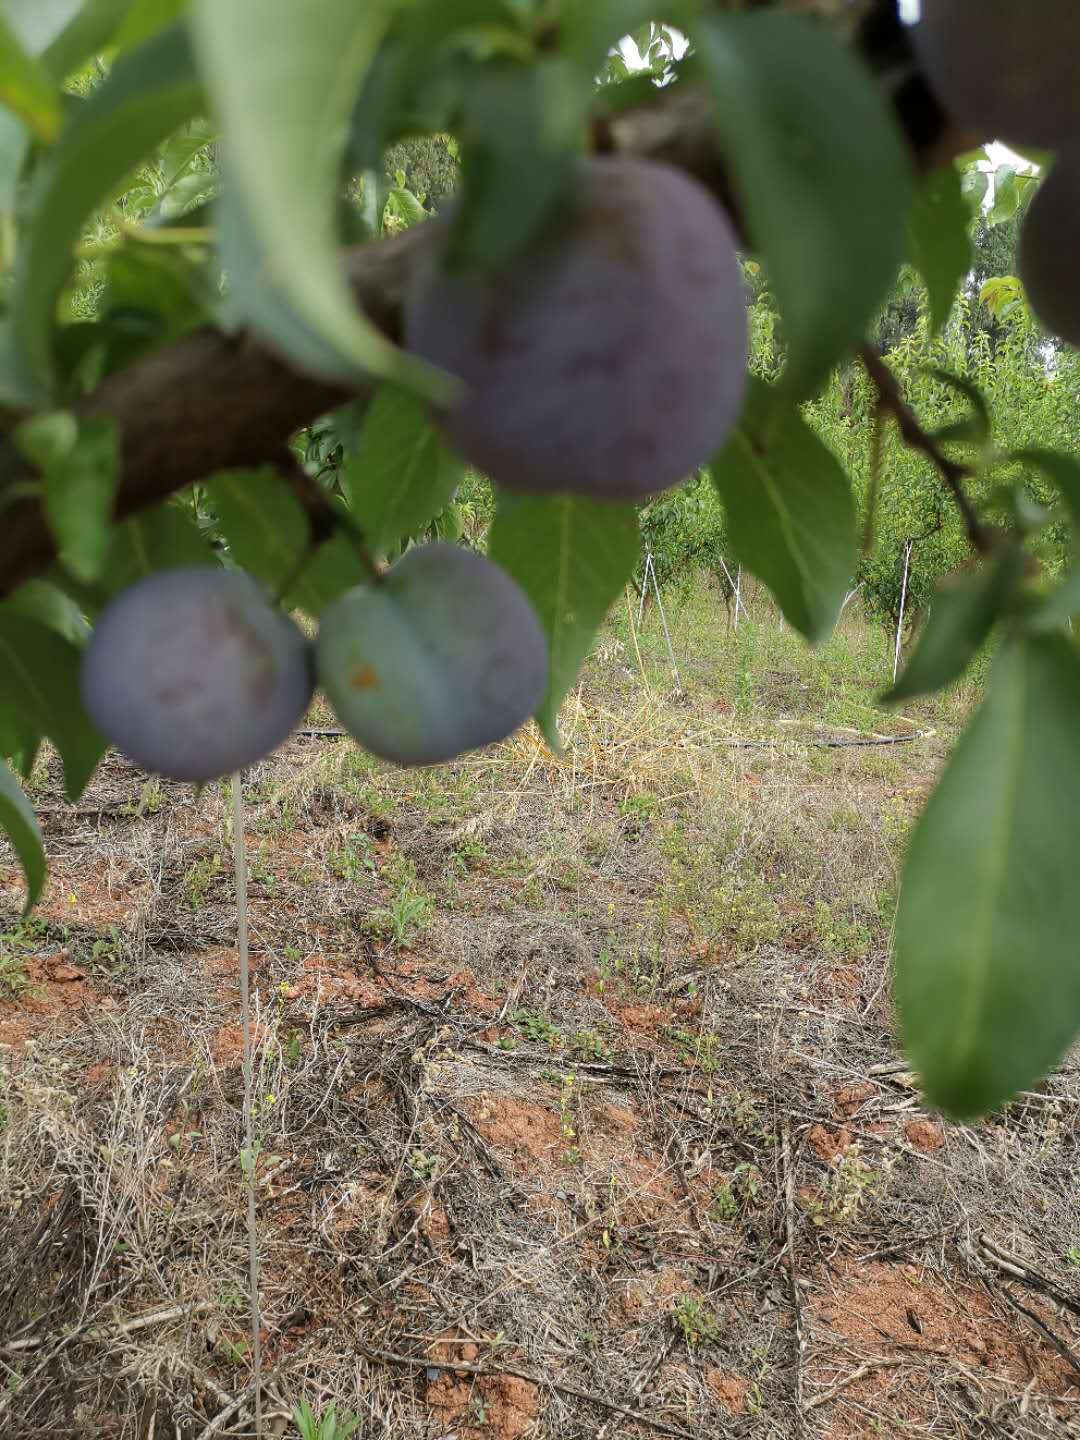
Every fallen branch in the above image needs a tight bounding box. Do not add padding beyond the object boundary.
[804,1358,905,1413]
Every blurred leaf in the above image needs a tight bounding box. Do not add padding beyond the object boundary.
[102,500,217,597]
[710,379,856,643]
[111,0,188,52]
[0,758,45,914]
[897,632,1080,1117]
[205,468,366,615]
[12,22,202,397]
[343,386,463,557]
[927,368,991,448]
[960,165,989,216]
[887,547,1023,703]
[0,101,28,212]
[43,419,119,582]
[0,613,104,798]
[0,315,35,410]
[0,14,62,142]
[695,13,910,405]
[1026,568,1080,634]
[489,493,639,748]
[191,0,449,401]
[1013,448,1080,536]
[38,0,136,81]
[908,164,971,336]
[4,578,91,646]
[447,59,581,270]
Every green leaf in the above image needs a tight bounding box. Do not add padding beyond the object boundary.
[4,578,90,646]
[927,368,991,448]
[694,13,910,405]
[101,499,217,598]
[960,164,989,217]
[979,274,1025,320]
[205,468,366,615]
[111,0,188,53]
[488,492,639,747]
[12,21,203,397]
[908,164,971,336]
[0,100,28,213]
[0,757,45,914]
[1,0,128,74]
[710,379,856,642]
[343,386,463,557]
[897,632,1080,1118]
[0,13,62,142]
[887,547,1023,703]
[0,613,104,798]
[1027,569,1080,634]
[41,419,119,582]
[1014,448,1080,536]
[190,0,449,402]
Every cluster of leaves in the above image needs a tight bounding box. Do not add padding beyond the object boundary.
[1,0,1080,1124]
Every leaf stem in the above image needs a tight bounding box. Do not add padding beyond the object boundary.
[859,345,990,555]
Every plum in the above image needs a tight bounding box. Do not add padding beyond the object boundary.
[316,543,546,766]
[404,156,747,501]
[1020,151,1080,348]
[80,568,313,781]
[912,2,1080,149]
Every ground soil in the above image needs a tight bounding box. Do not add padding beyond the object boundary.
[2,607,1079,1438]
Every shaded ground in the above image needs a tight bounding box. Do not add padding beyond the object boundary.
[2,591,1078,1438]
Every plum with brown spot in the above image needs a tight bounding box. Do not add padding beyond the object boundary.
[404,156,747,500]
[316,542,547,766]
[80,567,313,782]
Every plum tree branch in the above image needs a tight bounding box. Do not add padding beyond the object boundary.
[0,72,975,598]
[859,345,991,555]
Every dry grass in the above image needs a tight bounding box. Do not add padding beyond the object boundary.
[1,588,1078,1439]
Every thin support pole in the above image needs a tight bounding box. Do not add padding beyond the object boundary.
[893,541,913,685]
[839,583,864,618]
[649,557,683,693]
[637,552,653,628]
[717,555,750,628]
[232,774,263,1440]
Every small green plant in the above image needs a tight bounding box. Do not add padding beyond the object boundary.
[366,887,434,946]
[711,1162,763,1221]
[330,834,376,883]
[0,915,48,996]
[512,1008,562,1048]
[184,851,223,909]
[1066,1246,1080,1268]
[292,1399,362,1440]
[810,1143,894,1227]
[570,1027,611,1061]
[673,1293,721,1347]
[666,1026,722,1075]
[451,835,488,873]
[408,1148,441,1182]
[619,790,660,823]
